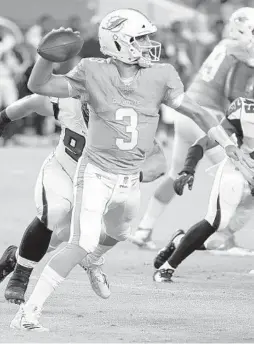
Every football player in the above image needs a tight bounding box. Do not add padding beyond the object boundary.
[132,7,254,251]
[12,8,244,331]
[153,97,254,282]
[0,94,111,303]
[0,94,166,303]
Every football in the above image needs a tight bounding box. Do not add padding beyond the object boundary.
[37,30,84,62]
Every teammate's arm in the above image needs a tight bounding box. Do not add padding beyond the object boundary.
[177,94,236,148]
[163,63,236,152]
[0,95,53,135]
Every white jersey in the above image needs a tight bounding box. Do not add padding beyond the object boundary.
[225,97,254,183]
[50,97,88,179]
[226,97,254,154]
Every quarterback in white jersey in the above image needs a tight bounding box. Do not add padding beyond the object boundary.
[153,97,254,282]
[133,7,254,251]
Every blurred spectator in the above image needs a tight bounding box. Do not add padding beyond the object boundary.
[25,14,55,53]
[0,27,18,110]
[0,23,32,145]
[67,15,84,32]
[159,21,192,86]
[78,16,103,58]
[181,14,219,77]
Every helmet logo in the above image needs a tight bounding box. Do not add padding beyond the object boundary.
[237,16,248,23]
[103,16,127,32]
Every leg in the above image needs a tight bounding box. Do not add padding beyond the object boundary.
[5,155,73,303]
[83,174,141,298]
[106,174,141,243]
[10,160,113,331]
[153,159,246,282]
[132,113,205,248]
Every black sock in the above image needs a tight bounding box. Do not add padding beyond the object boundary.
[19,217,52,263]
[168,220,216,269]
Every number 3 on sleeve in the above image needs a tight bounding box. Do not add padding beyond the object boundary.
[63,128,86,162]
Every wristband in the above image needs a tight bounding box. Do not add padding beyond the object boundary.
[182,145,204,174]
[208,125,234,149]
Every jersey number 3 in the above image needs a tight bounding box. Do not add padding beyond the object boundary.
[63,128,86,162]
[115,108,138,150]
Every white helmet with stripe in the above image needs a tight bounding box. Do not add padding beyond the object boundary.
[98,8,161,67]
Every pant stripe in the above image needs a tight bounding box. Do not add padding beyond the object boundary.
[69,155,88,245]
[212,195,221,230]
[41,180,48,228]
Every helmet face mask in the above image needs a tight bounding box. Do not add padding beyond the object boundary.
[99,8,161,67]
[130,35,161,62]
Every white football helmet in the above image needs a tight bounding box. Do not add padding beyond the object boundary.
[98,8,161,67]
[227,7,254,46]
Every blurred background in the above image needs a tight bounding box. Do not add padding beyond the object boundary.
[0,0,254,146]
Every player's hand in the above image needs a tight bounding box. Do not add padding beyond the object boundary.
[41,27,81,44]
[50,26,80,35]
[226,145,254,168]
[226,145,254,169]
[225,145,241,161]
[240,153,254,169]
[173,172,194,196]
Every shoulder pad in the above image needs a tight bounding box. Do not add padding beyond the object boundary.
[84,57,107,64]
[150,63,176,77]
[151,62,171,69]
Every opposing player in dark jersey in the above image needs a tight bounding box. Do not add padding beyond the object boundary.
[133,7,254,251]
[153,97,254,282]
[11,9,245,331]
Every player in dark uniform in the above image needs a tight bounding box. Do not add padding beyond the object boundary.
[153,97,254,282]
[133,7,254,252]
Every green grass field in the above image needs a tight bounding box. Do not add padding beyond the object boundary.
[0,146,254,343]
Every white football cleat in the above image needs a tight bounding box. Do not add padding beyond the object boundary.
[10,304,48,332]
[80,256,110,299]
[129,229,157,250]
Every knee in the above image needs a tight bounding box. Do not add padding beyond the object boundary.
[205,211,230,231]
[154,176,175,203]
[46,200,72,230]
[74,222,101,253]
[79,236,100,253]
